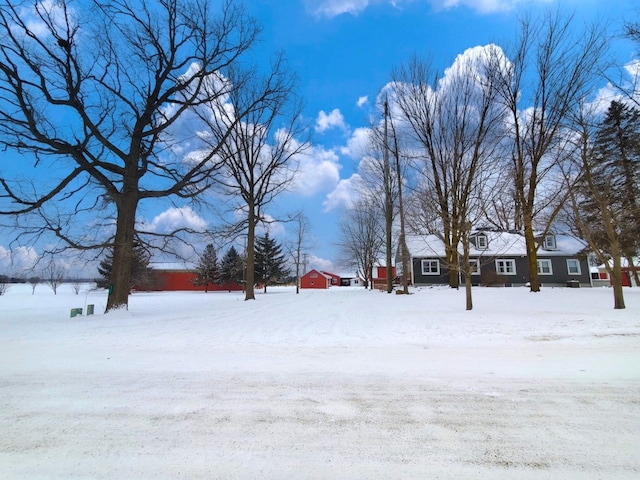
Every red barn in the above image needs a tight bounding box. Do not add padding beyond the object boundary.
[300,269,332,289]
[136,263,243,292]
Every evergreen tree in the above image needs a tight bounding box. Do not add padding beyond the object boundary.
[192,244,218,292]
[97,243,153,291]
[254,232,289,293]
[592,101,640,258]
[217,246,243,291]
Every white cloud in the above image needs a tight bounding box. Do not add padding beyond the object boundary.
[307,0,554,18]
[339,127,372,159]
[290,147,342,196]
[306,0,373,17]
[315,108,348,133]
[255,214,286,239]
[357,96,369,108]
[435,0,554,14]
[142,206,207,234]
[322,173,364,212]
[306,254,335,273]
[0,245,40,274]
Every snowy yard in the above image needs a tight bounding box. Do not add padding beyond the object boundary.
[1,283,639,479]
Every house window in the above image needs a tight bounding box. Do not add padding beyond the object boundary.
[476,235,488,250]
[543,235,557,250]
[537,259,553,275]
[567,259,581,275]
[421,259,440,275]
[495,259,516,275]
[469,259,481,275]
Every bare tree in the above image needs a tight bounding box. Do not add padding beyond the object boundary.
[28,276,41,295]
[337,198,385,290]
[287,212,311,294]
[359,103,401,293]
[393,45,507,306]
[389,106,412,294]
[44,262,66,295]
[196,55,308,301]
[69,277,82,295]
[0,0,264,311]
[494,10,607,292]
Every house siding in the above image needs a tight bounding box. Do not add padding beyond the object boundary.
[410,255,591,287]
[536,256,591,286]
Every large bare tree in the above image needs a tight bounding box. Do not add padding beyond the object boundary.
[196,55,308,300]
[494,10,607,292]
[393,45,507,304]
[0,0,264,311]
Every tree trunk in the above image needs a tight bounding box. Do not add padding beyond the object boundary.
[447,246,460,289]
[611,255,626,309]
[106,197,138,312]
[524,223,540,292]
[463,238,473,311]
[245,206,256,301]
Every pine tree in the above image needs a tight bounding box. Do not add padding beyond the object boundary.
[97,242,153,291]
[192,244,218,292]
[592,101,640,258]
[254,232,289,293]
[217,246,243,291]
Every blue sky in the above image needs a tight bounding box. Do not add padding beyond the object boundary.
[247,0,638,273]
[1,0,639,277]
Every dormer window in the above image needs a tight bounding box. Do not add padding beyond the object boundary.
[543,235,557,250]
[476,234,488,250]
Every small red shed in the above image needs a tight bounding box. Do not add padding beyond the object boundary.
[300,269,332,289]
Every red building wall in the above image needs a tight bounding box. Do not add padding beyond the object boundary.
[322,271,341,286]
[300,269,330,289]
[137,270,243,292]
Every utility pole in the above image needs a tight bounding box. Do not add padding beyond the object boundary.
[383,98,394,294]
[390,108,410,294]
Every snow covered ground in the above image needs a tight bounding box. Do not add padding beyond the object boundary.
[1,283,639,479]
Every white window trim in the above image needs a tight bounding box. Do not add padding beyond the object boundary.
[421,259,440,275]
[495,259,517,275]
[566,259,581,275]
[476,235,488,250]
[469,259,481,275]
[537,259,553,275]
[543,235,557,250]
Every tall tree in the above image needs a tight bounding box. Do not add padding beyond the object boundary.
[254,232,288,293]
[217,246,243,291]
[393,45,507,303]
[592,101,640,263]
[358,103,401,293]
[193,244,218,292]
[563,102,630,308]
[195,53,308,301]
[336,198,385,290]
[0,0,264,311]
[494,10,607,292]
